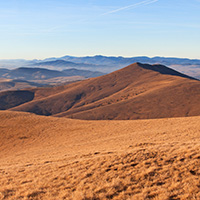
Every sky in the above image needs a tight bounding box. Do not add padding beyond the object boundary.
[0,0,200,59]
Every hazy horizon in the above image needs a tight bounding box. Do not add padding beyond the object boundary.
[1,54,200,61]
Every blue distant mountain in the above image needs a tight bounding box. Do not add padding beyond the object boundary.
[59,55,200,66]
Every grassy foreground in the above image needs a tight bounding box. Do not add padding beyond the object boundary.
[0,111,200,199]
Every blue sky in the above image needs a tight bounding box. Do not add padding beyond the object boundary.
[0,0,200,59]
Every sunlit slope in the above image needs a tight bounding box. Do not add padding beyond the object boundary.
[0,111,200,199]
[5,62,200,120]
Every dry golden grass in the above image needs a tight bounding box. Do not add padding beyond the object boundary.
[30,76,85,86]
[0,111,200,199]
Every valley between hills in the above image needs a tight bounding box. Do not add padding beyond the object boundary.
[0,62,200,200]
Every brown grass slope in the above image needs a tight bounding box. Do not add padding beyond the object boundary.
[0,90,34,110]
[0,111,200,199]
[0,78,43,92]
[4,62,200,119]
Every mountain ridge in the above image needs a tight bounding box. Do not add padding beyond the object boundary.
[0,62,198,120]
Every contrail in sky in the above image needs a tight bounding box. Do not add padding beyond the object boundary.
[101,0,159,16]
[31,0,159,34]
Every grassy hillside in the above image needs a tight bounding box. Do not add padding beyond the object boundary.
[0,111,200,199]
[3,62,199,120]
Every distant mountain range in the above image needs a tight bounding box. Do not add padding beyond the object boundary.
[0,55,200,79]
[0,67,104,80]
[58,55,200,67]
[33,60,108,71]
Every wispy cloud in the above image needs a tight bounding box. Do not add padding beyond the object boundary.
[101,0,159,16]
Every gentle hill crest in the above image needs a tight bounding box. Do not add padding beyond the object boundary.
[0,62,199,120]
